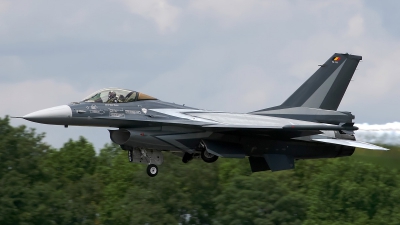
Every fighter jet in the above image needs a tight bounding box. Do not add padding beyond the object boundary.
[20,53,387,177]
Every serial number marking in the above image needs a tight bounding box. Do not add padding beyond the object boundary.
[109,113,125,118]
[125,110,141,115]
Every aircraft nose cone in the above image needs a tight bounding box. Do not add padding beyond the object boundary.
[23,105,72,124]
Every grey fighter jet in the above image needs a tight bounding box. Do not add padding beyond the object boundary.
[20,53,387,177]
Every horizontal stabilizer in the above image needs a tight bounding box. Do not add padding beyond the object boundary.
[313,139,388,150]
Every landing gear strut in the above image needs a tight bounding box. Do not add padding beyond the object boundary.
[140,149,159,177]
[125,147,163,177]
[146,164,158,177]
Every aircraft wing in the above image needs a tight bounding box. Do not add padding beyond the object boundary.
[95,109,357,132]
[202,124,357,131]
[150,109,358,130]
[99,109,357,132]
[147,109,386,151]
[96,109,385,151]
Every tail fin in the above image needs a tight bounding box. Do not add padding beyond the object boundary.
[262,53,362,111]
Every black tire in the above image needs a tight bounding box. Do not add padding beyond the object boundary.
[146,164,158,177]
[201,149,218,163]
[182,153,193,163]
[128,150,133,162]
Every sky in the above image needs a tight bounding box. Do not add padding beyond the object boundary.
[1,0,400,150]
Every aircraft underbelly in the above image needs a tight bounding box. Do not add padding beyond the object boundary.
[109,128,212,151]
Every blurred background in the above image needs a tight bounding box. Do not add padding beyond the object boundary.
[1,0,400,224]
[2,117,400,224]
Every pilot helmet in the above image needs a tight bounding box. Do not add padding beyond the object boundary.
[108,91,116,99]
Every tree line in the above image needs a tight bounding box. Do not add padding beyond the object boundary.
[1,116,400,225]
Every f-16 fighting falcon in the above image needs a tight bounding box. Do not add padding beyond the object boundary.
[19,53,387,177]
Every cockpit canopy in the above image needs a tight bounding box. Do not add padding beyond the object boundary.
[82,88,157,103]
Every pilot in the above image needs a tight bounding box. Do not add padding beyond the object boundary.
[118,94,126,103]
[107,91,118,103]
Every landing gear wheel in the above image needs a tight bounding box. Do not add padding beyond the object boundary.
[146,164,158,177]
[128,149,133,162]
[182,153,194,163]
[201,149,218,163]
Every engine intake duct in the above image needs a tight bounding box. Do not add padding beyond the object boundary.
[109,129,130,145]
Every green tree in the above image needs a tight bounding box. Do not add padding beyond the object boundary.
[98,149,220,225]
[214,171,306,225]
[218,158,252,187]
[42,137,97,182]
[0,117,51,224]
[5,115,400,225]
[303,158,400,225]
[37,137,100,224]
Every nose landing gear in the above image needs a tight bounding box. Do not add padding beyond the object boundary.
[125,147,163,177]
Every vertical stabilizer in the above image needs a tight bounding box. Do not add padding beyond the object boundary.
[260,53,362,111]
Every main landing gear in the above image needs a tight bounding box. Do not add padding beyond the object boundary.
[181,142,219,164]
[199,141,218,163]
[200,148,218,163]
